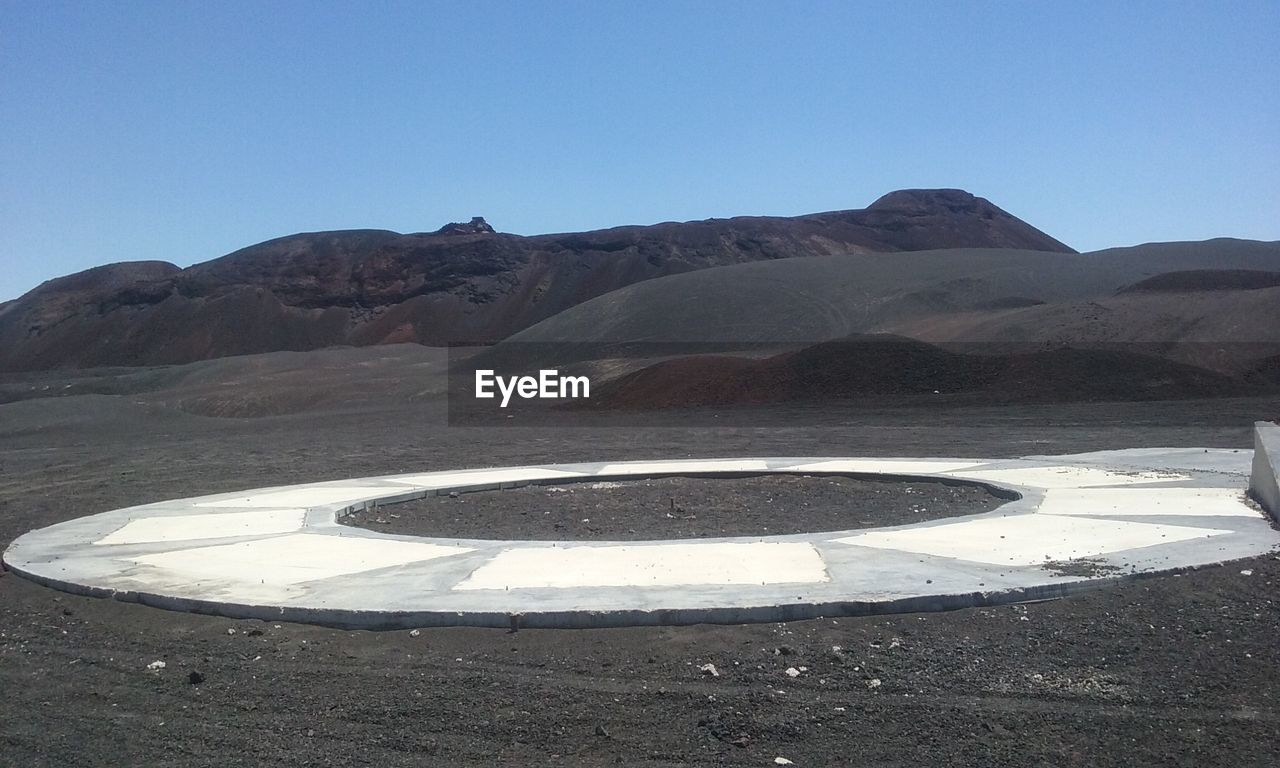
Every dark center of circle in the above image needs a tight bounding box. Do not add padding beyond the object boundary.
[340,474,1006,541]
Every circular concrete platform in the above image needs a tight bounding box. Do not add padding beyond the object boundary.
[4,451,1278,628]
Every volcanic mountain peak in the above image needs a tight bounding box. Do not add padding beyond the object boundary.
[851,188,1075,253]
[867,188,990,213]
[434,217,496,236]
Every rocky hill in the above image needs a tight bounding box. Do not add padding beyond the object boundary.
[0,190,1070,370]
[504,238,1280,374]
[585,336,1255,409]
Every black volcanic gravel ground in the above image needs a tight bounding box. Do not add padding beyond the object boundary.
[2,391,1280,766]
[342,475,1004,540]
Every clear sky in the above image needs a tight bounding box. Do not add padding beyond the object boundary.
[2,1,1277,301]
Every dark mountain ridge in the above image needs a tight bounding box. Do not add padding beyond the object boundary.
[0,189,1072,370]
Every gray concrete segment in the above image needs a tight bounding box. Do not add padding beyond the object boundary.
[4,452,1279,629]
[1249,421,1280,522]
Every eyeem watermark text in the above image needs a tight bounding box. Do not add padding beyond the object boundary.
[474,369,591,407]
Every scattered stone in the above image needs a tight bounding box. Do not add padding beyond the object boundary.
[409,629,421,637]
[698,663,720,677]
[774,758,795,765]
[146,660,166,671]
[226,628,237,636]
[1240,569,1254,576]
[785,667,801,678]
[865,678,882,689]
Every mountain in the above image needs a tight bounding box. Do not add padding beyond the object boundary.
[0,190,1071,370]
[505,239,1280,372]
[585,335,1257,409]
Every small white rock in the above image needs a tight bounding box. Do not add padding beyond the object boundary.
[698,663,719,677]
[785,666,801,678]
[226,628,237,636]
[409,629,421,637]
[866,678,882,689]
[774,758,795,766]
[146,660,166,671]
[1240,569,1254,576]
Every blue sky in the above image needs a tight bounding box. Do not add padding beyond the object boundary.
[2,0,1276,301]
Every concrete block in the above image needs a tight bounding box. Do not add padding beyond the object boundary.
[1249,421,1280,522]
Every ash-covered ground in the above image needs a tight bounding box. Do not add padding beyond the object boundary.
[2,374,1279,766]
[342,475,1004,541]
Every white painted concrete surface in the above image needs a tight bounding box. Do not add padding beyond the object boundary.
[386,467,588,488]
[786,459,983,474]
[5,451,1278,628]
[1035,487,1256,518]
[455,542,829,590]
[836,514,1231,566]
[596,459,772,475]
[95,508,307,545]
[196,487,393,509]
[958,465,1188,488]
[132,534,473,585]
